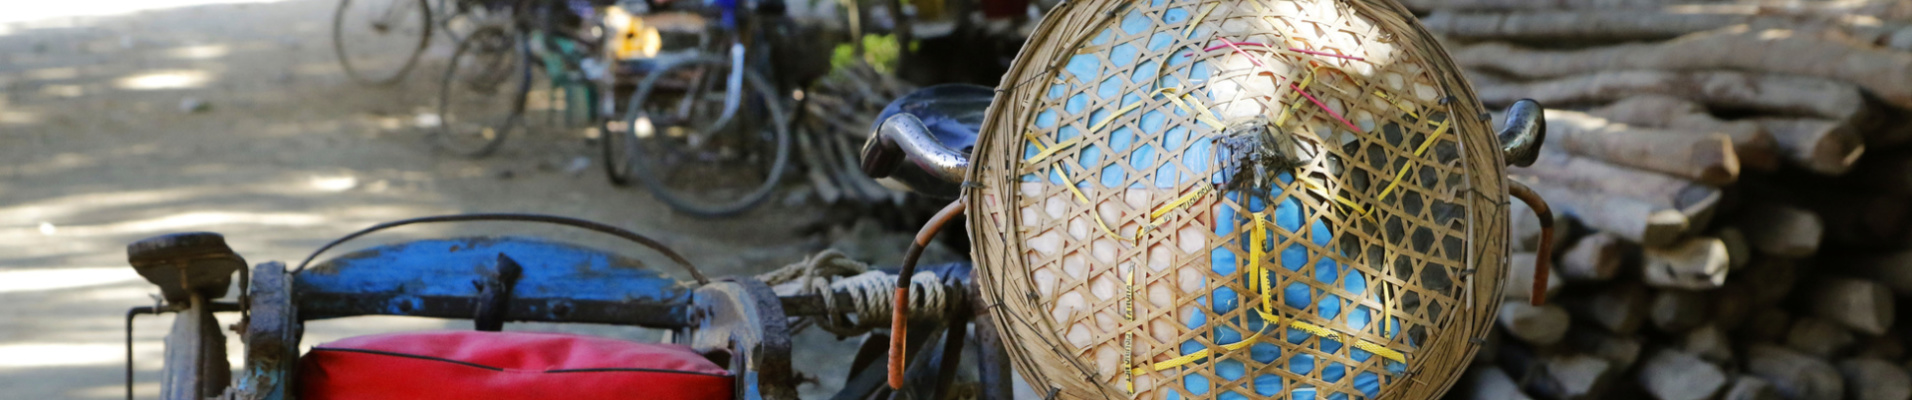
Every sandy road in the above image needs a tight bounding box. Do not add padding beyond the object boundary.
[0,1,897,397]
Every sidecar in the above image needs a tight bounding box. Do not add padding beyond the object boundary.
[122,215,1001,400]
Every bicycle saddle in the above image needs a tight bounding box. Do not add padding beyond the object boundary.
[861,84,994,199]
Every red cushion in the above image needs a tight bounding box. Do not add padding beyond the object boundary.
[300,331,733,400]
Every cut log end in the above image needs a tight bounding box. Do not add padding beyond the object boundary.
[1812,278,1896,336]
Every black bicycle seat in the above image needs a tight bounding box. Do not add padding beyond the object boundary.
[128,232,247,303]
[873,84,993,154]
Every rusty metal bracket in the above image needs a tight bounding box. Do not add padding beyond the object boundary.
[473,254,525,331]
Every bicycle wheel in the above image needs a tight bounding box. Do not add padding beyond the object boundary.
[334,0,432,86]
[434,26,527,158]
[158,297,230,399]
[620,56,792,218]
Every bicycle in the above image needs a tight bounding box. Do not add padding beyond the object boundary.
[433,0,793,218]
[332,0,502,86]
[603,0,795,217]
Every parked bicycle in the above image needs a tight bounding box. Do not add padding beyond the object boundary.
[332,0,502,86]
[602,0,795,217]
[432,0,793,218]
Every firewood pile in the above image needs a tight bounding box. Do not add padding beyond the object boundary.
[797,60,916,206]
[1410,1,1912,399]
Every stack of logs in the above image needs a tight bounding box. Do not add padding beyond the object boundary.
[799,60,915,206]
[1412,1,1912,399]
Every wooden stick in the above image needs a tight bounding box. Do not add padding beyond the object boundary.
[1399,0,1912,20]
[1720,376,1784,400]
[1744,258,1798,306]
[1398,0,1697,12]
[1455,27,1912,110]
[1838,358,1912,400]
[1520,180,1690,247]
[1681,324,1734,364]
[1806,192,1909,249]
[1712,282,1755,331]
[1717,227,1752,270]
[1786,316,1857,358]
[1559,232,1627,283]
[1641,237,1730,290]
[1742,309,1793,344]
[1422,10,1912,50]
[1513,148,1724,222]
[1825,251,1912,296]
[1755,118,1866,175]
[1566,329,1643,370]
[1747,344,1846,400]
[1459,366,1533,400]
[1506,350,1618,400]
[1500,301,1571,345]
[1650,289,1711,333]
[1639,349,1729,400]
[1471,70,1866,122]
[1529,110,1740,185]
[1852,150,1912,195]
[1507,252,1563,302]
[1568,282,1651,335]
[1811,277,1896,335]
[1738,201,1823,258]
[1855,329,1907,361]
[1588,95,1780,171]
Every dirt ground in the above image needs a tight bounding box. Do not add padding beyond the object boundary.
[0,1,968,398]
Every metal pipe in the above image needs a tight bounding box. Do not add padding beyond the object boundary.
[890,199,967,389]
[862,113,971,184]
[1508,181,1555,306]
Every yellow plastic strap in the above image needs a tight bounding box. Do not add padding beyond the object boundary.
[1369,117,1450,215]
[1179,93,1228,131]
[1155,89,1228,131]
[1253,214,1273,316]
[1056,167,1090,204]
[1124,261,1138,392]
[1374,91,1420,119]
[1024,131,1052,152]
[1023,137,1083,168]
[1273,69,1317,128]
[1147,186,1210,228]
[1183,3,1217,38]
[1135,325,1269,374]
[1382,284,1395,337]
[1092,211,1125,242]
[1090,103,1144,134]
[1354,341,1409,364]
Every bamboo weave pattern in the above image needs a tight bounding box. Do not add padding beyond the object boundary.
[965,0,1510,398]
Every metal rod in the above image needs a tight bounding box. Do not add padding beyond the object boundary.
[890,199,967,389]
[126,305,178,400]
[290,213,707,284]
[863,113,971,183]
[1508,180,1555,306]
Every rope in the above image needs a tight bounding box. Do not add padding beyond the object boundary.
[758,250,956,336]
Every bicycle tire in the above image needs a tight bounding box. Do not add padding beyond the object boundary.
[602,98,638,185]
[333,0,432,86]
[432,26,527,158]
[159,297,230,400]
[621,56,792,218]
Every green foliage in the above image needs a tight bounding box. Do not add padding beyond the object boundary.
[830,34,905,74]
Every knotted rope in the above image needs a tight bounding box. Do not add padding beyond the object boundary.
[758,250,955,336]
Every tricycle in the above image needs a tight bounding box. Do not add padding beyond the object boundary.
[128,0,1567,398]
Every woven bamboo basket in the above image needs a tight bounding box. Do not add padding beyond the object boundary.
[963,0,1508,398]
